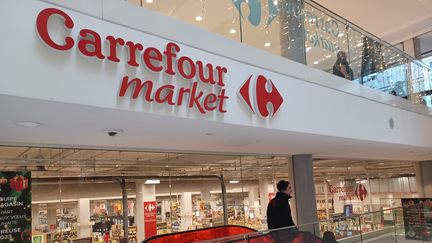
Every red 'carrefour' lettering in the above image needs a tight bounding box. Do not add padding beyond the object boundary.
[36,8,75,51]
[36,8,230,114]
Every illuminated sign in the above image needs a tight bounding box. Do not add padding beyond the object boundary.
[36,8,228,115]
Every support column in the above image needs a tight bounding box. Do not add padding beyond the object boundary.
[403,38,422,59]
[136,180,156,242]
[323,180,329,219]
[415,161,432,197]
[32,205,39,231]
[248,186,259,218]
[180,192,193,231]
[259,177,270,219]
[47,206,56,233]
[120,179,129,240]
[77,198,91,238]
[220,175,228,225]
[291,154,318,233]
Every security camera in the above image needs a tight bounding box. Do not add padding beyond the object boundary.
[103,129,124,137]
[107,131,118,137]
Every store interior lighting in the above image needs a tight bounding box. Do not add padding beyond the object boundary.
[144,179,160,184]
[229,180,240,184]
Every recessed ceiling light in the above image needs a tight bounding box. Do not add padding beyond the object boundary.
[313,61,319,64]
[145,179,160,184]
[264,42,271,47]
[14,121,42,127]
[229,29,236,34]
[195,16,203,22]
[145,0,154,3]
[229,180,240,184]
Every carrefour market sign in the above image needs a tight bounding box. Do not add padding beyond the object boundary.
[36,8,229,115]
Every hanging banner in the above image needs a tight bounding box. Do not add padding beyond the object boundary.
[0,171,32,242]
[144,201,157,238]
[402,198,432,241]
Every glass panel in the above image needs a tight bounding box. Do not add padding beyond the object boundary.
[128,0,242,42]
[125,0,432,109]
[303,2,348,73]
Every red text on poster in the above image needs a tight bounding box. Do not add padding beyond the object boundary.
[144,201,157,238]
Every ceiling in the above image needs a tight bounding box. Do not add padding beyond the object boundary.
[0,146,416,182]
[311,0,432,44]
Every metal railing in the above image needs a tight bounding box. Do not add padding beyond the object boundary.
[196,202,431,243]
[129,0,432,108]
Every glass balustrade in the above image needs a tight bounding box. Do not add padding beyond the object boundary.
[192,202,431,243]
[127,0,432,109]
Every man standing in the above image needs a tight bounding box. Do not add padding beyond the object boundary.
[266,180,295,229]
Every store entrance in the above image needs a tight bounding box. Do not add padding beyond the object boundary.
[0,146,288,242]
[0,146,418,242]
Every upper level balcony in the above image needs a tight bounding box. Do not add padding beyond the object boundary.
[127,0,432,112]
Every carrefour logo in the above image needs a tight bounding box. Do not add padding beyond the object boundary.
[355,184,368,201]
[238,74,283,118]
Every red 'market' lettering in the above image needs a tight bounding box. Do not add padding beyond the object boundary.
[119,76,153,101]
[217,89,229,113]
[36,8,74,51]
[188,82,205,113]
[119,76,228,114]
[203,93,218,111]
[155,85,175,105]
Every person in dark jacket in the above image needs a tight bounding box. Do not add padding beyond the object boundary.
[333,51,353,80]
[267,180,295,230]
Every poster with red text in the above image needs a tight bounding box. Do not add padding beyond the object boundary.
[144,201,157,238]
[0,172,31,242]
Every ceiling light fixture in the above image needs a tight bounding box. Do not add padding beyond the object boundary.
[306,47,312,52]
[313,61,319,64]
[145,0,154,3]
[229,180,240,184]
[195,16,203,22]
[264,42,271,47]
[229,29,236,34]
[14,121,42,127]
[145,179,160,184]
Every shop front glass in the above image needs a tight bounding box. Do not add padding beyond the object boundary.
[0,146,290,242]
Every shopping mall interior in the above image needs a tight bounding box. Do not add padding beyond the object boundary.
[0,0,432,242]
